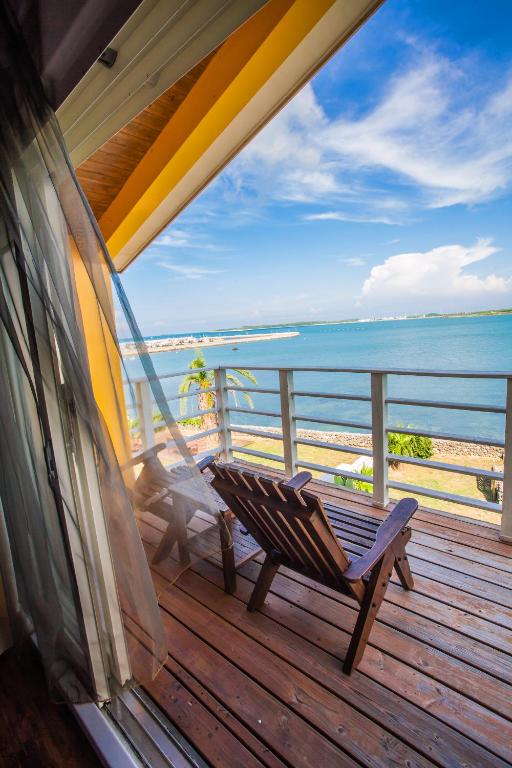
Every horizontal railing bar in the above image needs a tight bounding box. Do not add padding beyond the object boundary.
[232,445,285,463]
[219,365,512,379]
[129,366,512,388]
[226,386,280,395]
[230,426,283,441]
[184,427,221,443]
[292,390,371,402]
[158,367,215,379]
[387,480,501,513]
[387,396,506,414]
[129,367,215,384]
[294,413,372,430]
[174,407,218,422]
[389,424,505,448]
[166,387,216,403]
[228,406,282,419]
[295,437,373,456]
[154,407,219,426]
[296,459,373,484]
[163,445,222,470]
[386,453,504,479]
[193,445,222,461]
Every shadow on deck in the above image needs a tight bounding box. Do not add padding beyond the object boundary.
[138,470,512,768]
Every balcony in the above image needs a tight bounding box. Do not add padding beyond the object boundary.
[128,364,512,766]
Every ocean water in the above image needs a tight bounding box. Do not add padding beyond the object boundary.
[123,315,512,442]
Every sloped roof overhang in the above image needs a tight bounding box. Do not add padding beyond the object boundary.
[64,0,382,271]
[58,0,268,166]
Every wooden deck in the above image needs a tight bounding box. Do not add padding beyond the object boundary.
[139,473,512,768]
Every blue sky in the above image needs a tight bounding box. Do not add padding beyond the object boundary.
[120,0,512,335]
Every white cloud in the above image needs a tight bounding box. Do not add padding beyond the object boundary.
[157,262,224,280]
[362,239,510,300]
[223,48,512,216]
[325,58,512,208]
[154,228,228,252]
[339,257,365,267]
[227,86,339,205]
[304,211,396,225]
[156,229,190,247]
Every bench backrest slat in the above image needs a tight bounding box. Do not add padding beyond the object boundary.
[209,462,351,583]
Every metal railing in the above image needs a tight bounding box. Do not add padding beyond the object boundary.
[129,365,512,542]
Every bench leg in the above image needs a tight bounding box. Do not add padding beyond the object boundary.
[152,522,179,565]
[222,545,236,594]
[219,516,236,594]
[153,512,190,566]
[394,552,414,590]
[247,554,279,612]
[393,528,414,590]
[343,550,394,674]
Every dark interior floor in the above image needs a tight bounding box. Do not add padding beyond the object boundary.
[0,645,100,768]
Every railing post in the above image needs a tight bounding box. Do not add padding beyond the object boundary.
[371,372,389,508]
[134,380,155,450]
[279,369,298,477]
[214,367,233,462]
[501,377,512,543]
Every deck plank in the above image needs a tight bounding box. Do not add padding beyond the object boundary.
[155,576,434,768]
[164,655,288,768]
[169,562,512,762]
[195,556,512,721]
[158,601,361,768]
[140,479,512,768]
[145,662,267,768]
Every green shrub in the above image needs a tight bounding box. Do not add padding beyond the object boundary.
[388,425,433,468]
[152,411,202,432]
[334,464,373,494]
[178,416,202,428]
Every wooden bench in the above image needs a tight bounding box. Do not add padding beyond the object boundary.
[200,457,417,674]
[125,445,261,590]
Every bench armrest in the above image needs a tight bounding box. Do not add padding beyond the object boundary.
[281,471,313,492]
[344,497,418,582]
[196,455,216,473]
[121,443,167,471]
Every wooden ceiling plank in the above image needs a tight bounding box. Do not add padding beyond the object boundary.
[76,53,213,220]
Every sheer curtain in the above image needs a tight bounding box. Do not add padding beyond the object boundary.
[0,1,221,701]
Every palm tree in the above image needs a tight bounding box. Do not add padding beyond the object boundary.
[179,350,257,432]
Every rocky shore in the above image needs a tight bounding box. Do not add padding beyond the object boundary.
[231,424,504,459]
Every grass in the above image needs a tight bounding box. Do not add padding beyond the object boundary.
[231,434,501,525]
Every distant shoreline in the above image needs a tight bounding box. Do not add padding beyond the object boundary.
[215,307,512,332]
[121,330,299,356]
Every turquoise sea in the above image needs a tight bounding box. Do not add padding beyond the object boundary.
[123,315,512,442]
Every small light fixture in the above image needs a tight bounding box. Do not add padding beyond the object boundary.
[99,47,117,68]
